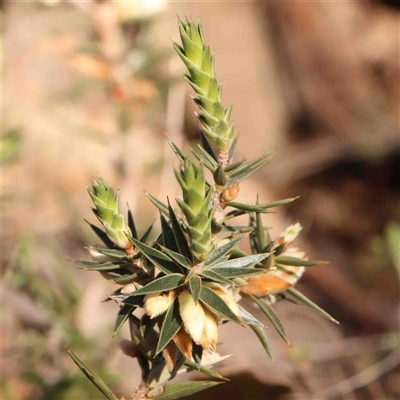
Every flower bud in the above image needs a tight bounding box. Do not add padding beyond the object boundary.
[144,291,176,319]
[201,309,218,352]
[173,327,193,362]
[178,290,205,345]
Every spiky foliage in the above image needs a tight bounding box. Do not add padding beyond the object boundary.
[69,19,335,400]
[173,19,234,150]
[88,176,132,250]
[175,158,214,260]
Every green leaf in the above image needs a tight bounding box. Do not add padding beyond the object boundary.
[213,267,265,279]
[287,288,339,324]
[189,275,202,303]
[227,157,270,184]
[183,361,228,381]
[155,299,182,355]
[203,236,246,267]
[228,136,238,160]
[238,304,263,327]
[131,274,184,296]
[160,246,191,269]
[200,131,217,161]
[148,381,222,400]
[113,273,138,284]
[160,214,179,252]
[192,143,218,172]
[168,139,185,164]
[210,253,270,269]
[275,256,326,267]
[199,286,240,324]
[127,207,138,239]
[250,295,291,345]
[92,248,130,259]
[114,304,135,336]
[130,237,182,275]
[225,197,298,213]
[84,220,115,249]
[109,293,145,307]
[249,325,274,360]
[72,260,124,271]
[140,221,155,243]
[147,193,170,217]
[200,269,233,285]
[68,350,119,400]
[167,202,193,262]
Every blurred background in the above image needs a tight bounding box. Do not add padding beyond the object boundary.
[2,1,399,399]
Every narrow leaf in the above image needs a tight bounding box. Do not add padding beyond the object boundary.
[275,256,326,267]
[113,273,138,284]
[210,253,270,269]
[131,274,184,296]
[68,350,119,400]
[183,361,228,381]
[213,267,265,279]
[189,275,202,304]
[130,237,182,275]
[226,198,298,213]
[160,246,191,269]
[287,288,339,324]
[200,131,217,161]
[84,220,115,249]
[148,381,222,400]
[168,139,185,164]
[156,299,182,355]
[203,236,246,267]
[200,269,233,285]
[251,295,291,345]
[200,286,240,324]
[249,325,274,360]
[140,221,155,243]
[238,304,263,327]
[168,202,193,262]
[127,207,138,239]
[160,214,179,252]
[147,193,170,217]
[114,304,135,336]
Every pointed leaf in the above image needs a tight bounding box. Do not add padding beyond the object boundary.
[210,253,270,269]
[147,193,170,217]
[160,214,179,252]
[200,131,217,161]
[130,237,182,275]
[127,207,138,239]
[114,304,135,336]
[275,256,326,267]
[113,273,138,284]
[168,202,193,262]
[184,361,228,381]
[160,246,191,269]
[168,139,185,164]
[85,220,115,249]
[251,295,291,345]
[287,288,339,324]
[238,304,263,327]
[225,198,298,213]
[148,381,222,400]
[68,350,119,400]
[140,221,155,243]
[109,294,145,307]
[200,269,233,285]
[199,286,240,324]
[131,274,184,296]
[203,236,246,267]
[249,325,274,360]
[189,275,202,303]
[156,299,182,355]
[213,267,265,279]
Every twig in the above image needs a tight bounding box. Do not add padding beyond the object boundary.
[315,350,400,399]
